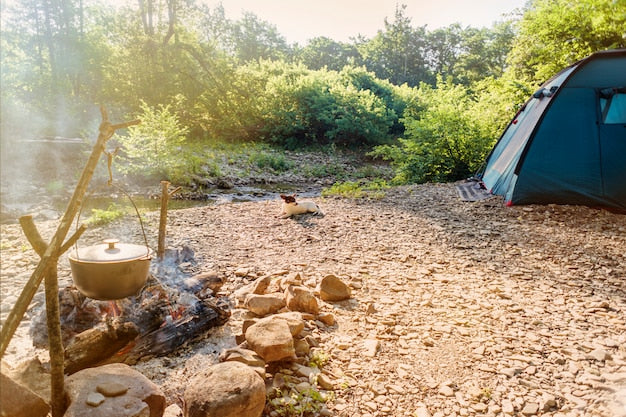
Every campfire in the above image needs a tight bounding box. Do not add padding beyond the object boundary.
[30,246,231,375]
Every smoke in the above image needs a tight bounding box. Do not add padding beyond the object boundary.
[0,96,102,218]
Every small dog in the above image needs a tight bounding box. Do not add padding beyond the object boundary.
[279,194,324,218]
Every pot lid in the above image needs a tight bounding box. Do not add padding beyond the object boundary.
[70,238,152,263]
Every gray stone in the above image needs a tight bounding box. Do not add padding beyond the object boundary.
[3,358,51,402]
[86,392,106,406]
[317,312,336,326]
[64,363,165,417]
[257,312,305,337]
[363,339,380,357]
[250,275,272,295]
[219,347,266,377]
[163,404,183,417]
[438,385,454,397]
[587,348,611,361]
[184,361,265,417]
[97,382,129,397]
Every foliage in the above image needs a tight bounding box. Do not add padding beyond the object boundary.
[295,37,360,71]
[45,180,66,195]
[371,77,498,183]
[322,179,389,199]
[308,349,331,369]
[3,0,623,188]
[507,0,626,85]
[248,151,294,172]
[116,101,189,181]
[85,203,126,226]
[357,5,433,87]
[267,386,328,417]
[242,61,400,148]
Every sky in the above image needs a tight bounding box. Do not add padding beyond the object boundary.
[203,0,528,44]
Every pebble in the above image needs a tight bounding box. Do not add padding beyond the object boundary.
[85,392,105,407]
[97,382,128,397]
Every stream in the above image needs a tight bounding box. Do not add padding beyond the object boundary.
[0,179,321,224]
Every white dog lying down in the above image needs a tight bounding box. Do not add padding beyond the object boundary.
[279,194,324,218]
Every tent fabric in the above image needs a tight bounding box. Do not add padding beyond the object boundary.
[479,49,626,210]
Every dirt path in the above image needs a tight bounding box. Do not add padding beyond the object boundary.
[1,183,625,416]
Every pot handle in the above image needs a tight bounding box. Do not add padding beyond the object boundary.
[103,238,119,250]
[74,183,151,260]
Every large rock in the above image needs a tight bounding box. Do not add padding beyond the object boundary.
[285,285,319,314]
[64,363,165,417]
[249,276,272,295]
[244,293,286,316]
[219,347,266,377]
[0,372,50,417]
[245,317,296,362]
[318,274,352,301]
[257,312,305,337]
[3,358,51,402]
[184,361,265,417]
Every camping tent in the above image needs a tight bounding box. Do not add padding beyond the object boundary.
[479,49,626,210]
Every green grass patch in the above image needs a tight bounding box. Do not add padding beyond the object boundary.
[248,151,294,172]
[322,179,390,199]
[85,203,127,226]
[268,385,330,417]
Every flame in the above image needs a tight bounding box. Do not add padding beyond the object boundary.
[101,300,122,317]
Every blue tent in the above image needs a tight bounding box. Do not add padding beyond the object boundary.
[480,49,626,210]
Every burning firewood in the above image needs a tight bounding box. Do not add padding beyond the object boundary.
[64,319,139,375]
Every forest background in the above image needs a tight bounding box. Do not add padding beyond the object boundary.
[1,0,625,189]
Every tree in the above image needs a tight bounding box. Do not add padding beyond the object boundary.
[424,24,464,78]
[117,101,189,180]
[295,37,360,71]
[226,12,291,63]
[453,22,516,85]
[1,0,112,135]
[358,5,433,86]
[507,0,626,85]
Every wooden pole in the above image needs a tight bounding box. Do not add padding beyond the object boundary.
[0,106,140,359]
[157,181,180,260]
[19,215,87,417]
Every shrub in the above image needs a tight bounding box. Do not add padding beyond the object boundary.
[371,77,497,184]
[117,101,189,181]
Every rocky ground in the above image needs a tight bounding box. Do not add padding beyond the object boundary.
[1,182,625,416]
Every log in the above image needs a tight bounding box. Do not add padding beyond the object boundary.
[64,321,139,375]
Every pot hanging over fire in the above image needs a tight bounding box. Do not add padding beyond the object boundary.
[68,238,153,300]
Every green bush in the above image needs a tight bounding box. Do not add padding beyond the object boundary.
[228,61,401,149]
[371,77,497,184]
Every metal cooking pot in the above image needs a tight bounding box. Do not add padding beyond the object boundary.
[68,238,153,300]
